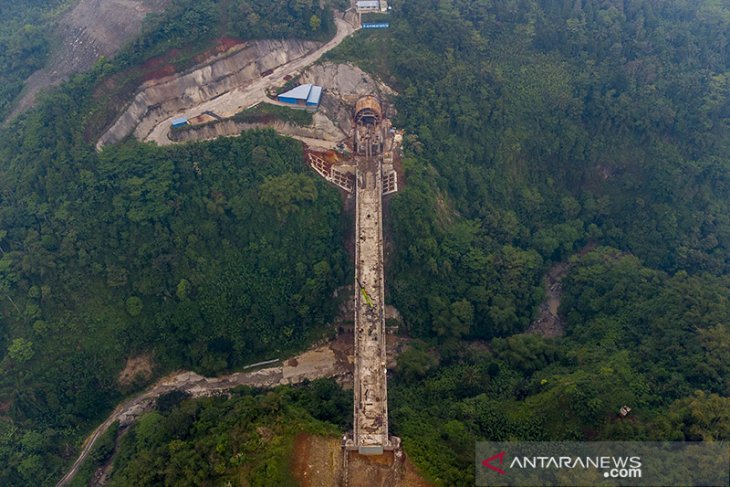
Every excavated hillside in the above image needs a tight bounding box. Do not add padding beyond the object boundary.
[301,62,396,104]
[152,61,395,147]
[8,0,170,122]
[168,112,345,145]
[300,61,396,133]
[97,39,322,147]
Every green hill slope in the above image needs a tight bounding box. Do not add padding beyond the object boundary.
[0,1,346,484]
[1,0,729,485]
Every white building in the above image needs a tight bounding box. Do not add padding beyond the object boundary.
[356,0,387,13]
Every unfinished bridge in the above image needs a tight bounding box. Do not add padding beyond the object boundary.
[350,96,392,454]
[307,96,399,457]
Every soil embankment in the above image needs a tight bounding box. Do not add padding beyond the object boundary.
[168,111,345,145]
[97,39,322,148]
[292,434,432,487]
[8,0,170,122]
[123,15,358,147]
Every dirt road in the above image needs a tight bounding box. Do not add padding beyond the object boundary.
[145,15,358,145]
[288,134,341,149]
[56,337,354,487]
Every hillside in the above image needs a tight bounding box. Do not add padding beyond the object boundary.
[7,0,171,122]
[0,0,68,119]
[325,0,730,482]
[0,0,729,486]
[0,0,348,484]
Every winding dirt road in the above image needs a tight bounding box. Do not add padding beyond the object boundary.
[145,15,358,146]
[56,339,354,487]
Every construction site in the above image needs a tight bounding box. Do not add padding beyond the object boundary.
[304,91,404,483]
[88,1,411,483]
[349,95,401,475]
[62,91,414,487]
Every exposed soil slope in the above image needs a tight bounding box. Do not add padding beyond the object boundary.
[292,434,433,487]
[139,15,358,146]
[299,61,397,135]
[164,62,396,148]
[8,0,170,122]
[97,39,323,148]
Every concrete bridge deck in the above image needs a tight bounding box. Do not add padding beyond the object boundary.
[352,150,390,451]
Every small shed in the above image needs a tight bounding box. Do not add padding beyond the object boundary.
[171,117,189,128]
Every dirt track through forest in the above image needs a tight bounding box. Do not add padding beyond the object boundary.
[56,337,354,487]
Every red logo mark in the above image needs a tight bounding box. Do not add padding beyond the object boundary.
[482,451,507,475]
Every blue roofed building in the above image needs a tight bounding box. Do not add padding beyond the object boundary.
[171,117,189,128]
[278,84,323,109]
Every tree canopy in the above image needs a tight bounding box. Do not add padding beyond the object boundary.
[1,0,729,485]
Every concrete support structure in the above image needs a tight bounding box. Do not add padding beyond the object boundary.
[305,95,400,459]
[308,152,356,192]
[352,150,389,452]
[347,96,397,456]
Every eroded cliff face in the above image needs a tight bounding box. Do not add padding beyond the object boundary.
[168,111,344,144]
[8,0,170,122]
[97,39,321,148]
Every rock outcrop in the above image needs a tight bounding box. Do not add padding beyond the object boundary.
[300,62,397,135]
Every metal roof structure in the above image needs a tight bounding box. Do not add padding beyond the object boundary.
[307,85,323,105]
[278,84,313,101]
[356,0,381,7]
[171,117,188,126]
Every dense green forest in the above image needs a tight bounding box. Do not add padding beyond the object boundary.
[70,380,350,486]
[0,125,347,483]
[0,0,729,485]
[0,0,347,484]
[0,0,69,116]
[389,248,730,483]
[330,0,730,344]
